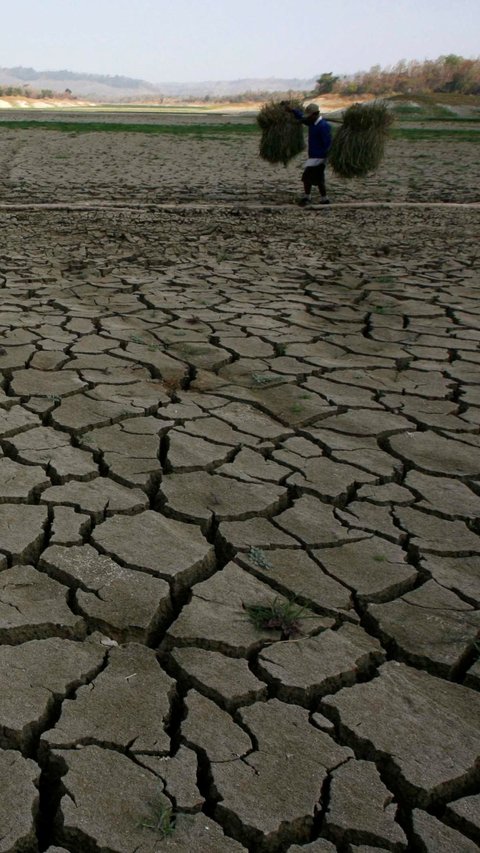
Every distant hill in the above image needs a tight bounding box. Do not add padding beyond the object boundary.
[0,66,316,101]
[153,78,317,97]
[0,67,157,100]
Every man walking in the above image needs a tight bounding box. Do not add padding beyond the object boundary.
[290,103,332,206]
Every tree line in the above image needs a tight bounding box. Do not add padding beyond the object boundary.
[0,85,76,99]
[315,55,480,96]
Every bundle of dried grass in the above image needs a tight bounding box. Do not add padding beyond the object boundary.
[329,102,393,179]
[257,100,305,166]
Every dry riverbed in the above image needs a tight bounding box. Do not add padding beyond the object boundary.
[0,118,479,205]
[0,124,479,852]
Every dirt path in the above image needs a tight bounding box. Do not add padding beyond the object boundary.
[1,201,480,211]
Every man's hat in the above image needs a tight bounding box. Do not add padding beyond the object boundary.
[304,103,320,116]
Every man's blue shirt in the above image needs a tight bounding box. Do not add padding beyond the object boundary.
[292,109,332,159]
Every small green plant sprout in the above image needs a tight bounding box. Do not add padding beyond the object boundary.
[375,275,395,284]
[252,373,276,385]
[275,343,287,356]
[373,554,387,563]
[39,393,61,404]
[130,334,145,344]
[248,546,272,569]
[179,343,194,354]
[291,403,303,414]
[140,800,175,838]
[245,597,309,639]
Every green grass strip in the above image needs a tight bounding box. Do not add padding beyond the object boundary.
[1,120,478,144]
[395,115,480,123]
[0,120,259,135]
[393,126,480,142]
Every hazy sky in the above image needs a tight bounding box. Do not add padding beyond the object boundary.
[2,0,479,82]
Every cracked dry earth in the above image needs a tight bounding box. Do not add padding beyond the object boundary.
[0,202,479,853]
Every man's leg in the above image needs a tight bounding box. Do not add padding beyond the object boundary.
[298,168,313,206]
[303,176,313,195]
[318,164,326,197]
[316,164,330,203]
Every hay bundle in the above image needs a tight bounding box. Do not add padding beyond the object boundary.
[257,100,305,166]
[329,102,393,179]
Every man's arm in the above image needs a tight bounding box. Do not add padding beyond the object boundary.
[290,107,308,125]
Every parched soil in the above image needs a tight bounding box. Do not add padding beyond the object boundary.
[0,128,479,853]
[0,118,479,205]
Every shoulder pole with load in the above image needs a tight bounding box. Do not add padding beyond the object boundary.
[257,100,394,178]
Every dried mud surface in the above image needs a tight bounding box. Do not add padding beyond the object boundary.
[0,122,479,205]
[0,140,479,853]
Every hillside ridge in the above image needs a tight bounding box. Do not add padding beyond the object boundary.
[0,66,316,100]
